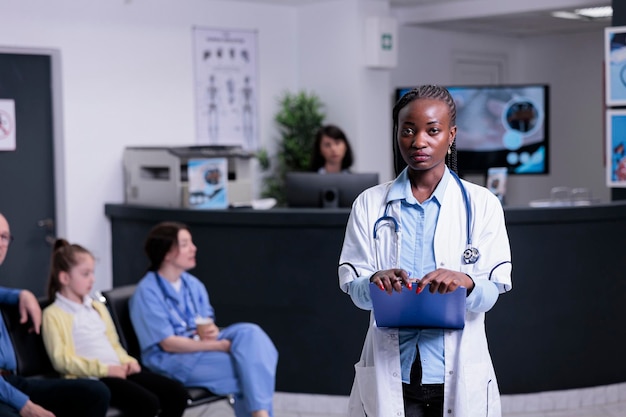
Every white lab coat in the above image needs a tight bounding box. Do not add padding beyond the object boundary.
[338,173,512,417]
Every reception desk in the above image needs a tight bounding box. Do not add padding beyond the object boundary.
[105,202,626,395]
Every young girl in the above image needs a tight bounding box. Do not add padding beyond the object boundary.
[41,239,188,417]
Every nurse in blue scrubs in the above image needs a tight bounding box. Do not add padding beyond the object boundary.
[129,221,278,417]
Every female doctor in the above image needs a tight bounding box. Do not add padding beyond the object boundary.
[338,85,512,417]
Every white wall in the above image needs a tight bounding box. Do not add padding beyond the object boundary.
[512,30,608,205]
[297,0,394,182]
[0,0,611,290]
[392,26,524,86]
[390,25,609,207]
[0,0,299,291]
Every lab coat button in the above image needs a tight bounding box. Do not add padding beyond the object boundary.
[449,370,453,375]
[393,372,398,377]
[440,262,445,266]
[447,409,452,414]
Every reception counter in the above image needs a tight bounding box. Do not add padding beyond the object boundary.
[105,201,626,395]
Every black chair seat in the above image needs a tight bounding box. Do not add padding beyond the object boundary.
[0,300,56,378]
[0,300,127,417]
[100,285,233,409]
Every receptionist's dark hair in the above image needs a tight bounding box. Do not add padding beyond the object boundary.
[310,124,354,171]
[144,221,190,272]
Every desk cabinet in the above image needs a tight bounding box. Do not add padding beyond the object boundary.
[105,202,626,395]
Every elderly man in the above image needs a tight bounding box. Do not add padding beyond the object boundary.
[0,212,110,417]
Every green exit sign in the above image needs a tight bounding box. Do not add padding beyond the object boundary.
[381,33,392,50]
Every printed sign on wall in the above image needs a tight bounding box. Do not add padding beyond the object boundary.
[187,158,229,209]
[193,27,258,151]
[606,109,626,187]
[0,99,16,151]
[605,26,626,106]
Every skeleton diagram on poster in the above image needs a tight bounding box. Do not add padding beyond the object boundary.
[193,27,258,151]
[0,99,16,151]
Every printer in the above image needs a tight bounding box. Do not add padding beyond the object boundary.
[123,145,255,208]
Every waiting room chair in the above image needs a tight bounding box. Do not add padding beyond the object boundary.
[100,284,234,409]
[0,300,125,417]
[0,299,56,378]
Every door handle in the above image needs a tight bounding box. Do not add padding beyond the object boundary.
[37,218,56,246]
[38,218,55,230]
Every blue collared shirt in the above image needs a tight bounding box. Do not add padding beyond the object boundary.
[0,287,29,411]
[390,168,448,384]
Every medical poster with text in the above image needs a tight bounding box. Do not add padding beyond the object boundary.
[193,27,258,151]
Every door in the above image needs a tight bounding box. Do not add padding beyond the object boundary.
[0,51,57,296]
[452,51,507,85]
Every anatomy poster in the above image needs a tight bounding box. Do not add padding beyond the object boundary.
[0,99,16,151]
[193,27,258,150]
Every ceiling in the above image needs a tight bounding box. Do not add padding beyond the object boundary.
[390,0,612,37]
[407,9,611,37]
[237,0,613,37]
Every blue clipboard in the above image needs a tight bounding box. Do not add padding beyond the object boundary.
[369,283,466,329]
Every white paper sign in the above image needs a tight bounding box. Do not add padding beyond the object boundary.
[193,27,258,151]
[0,99,16,151]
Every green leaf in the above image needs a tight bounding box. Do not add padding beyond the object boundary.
[261,90,326,205]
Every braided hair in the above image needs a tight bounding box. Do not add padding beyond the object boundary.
[392,85,458,176]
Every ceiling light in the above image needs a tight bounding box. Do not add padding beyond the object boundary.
[574,6,613,19]
[551,11,582,20]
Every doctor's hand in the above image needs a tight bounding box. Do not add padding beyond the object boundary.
[200,339,231,353]
[417,269,474,295]
[370,269,412,294]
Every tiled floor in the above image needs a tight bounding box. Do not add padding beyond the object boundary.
[184,382,626,417]
[499,382,626,417]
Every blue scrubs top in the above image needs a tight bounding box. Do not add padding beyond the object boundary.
[129,271,278,417]
[129,271,214,383]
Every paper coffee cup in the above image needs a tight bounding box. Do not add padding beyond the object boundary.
[195,316,214,326]
[194,317,214,339]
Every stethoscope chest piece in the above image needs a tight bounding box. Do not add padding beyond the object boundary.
[463,246,480,264]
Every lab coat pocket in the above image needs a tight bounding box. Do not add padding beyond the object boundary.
[463,362,493,417]
[352,360,378,417]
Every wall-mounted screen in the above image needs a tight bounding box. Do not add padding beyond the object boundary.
[395,84,550,175]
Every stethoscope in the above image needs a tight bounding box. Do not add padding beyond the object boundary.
[372,170,480,265]
[154,272,200,335]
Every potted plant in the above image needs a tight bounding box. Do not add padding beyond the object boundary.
[259,90,325,205]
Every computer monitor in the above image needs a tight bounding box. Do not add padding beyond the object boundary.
[285,172,380,208]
